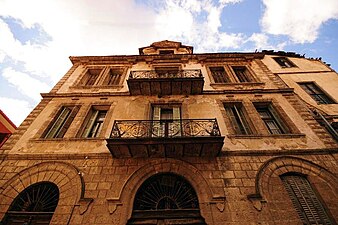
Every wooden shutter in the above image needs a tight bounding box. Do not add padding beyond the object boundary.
[82,109,98,138]
[55,106,80,138]
[281,175,333,225]
[44,107,72,138]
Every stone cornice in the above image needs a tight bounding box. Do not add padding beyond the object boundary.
[69,52,266,65]
[40,88,295,98]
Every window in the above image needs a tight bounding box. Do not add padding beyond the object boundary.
[159,50,175,55]
[281,174,333,224]
[224,103,252,135]
[79,68,103,86]
[254,103,288,134]
[209,66,230,83]
[80,107,108,138]
[128,173,205,224]
[43,106,80,138]
[2,182,59,225]
[152,105,181,137]
[232,66,252,82]
[273,57,296,68]
[102,68,124,85]
[299,82,334,104]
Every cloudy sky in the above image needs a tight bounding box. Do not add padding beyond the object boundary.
[1,0,338,126]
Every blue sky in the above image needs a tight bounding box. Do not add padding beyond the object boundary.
[1,0,338,126]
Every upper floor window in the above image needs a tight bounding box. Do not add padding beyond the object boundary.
[254,103,289,134]
[224,102,252,135]
[102,67,124,86]
[159,50,175,55]
[80,106,108,138]
[231,66,253,82]
[281,174,333,224]
[273,57,296,68]
[208,65,257,84]
[43,106,80,138]
[209,66,230,83]
[79,68,103,86]
[152,105,181,137]
[299,82,335,104]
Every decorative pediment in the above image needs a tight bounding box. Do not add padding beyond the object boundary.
[139,40,193,55]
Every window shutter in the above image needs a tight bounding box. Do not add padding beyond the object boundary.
[172,107,180,120]
[45,107,72,138]
[56,106,79,138]
[82,109,98,138]
[281,175,333,225]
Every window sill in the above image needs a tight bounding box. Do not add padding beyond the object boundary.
[210,82,264,87]
[71,85,123,89]
[30,137,106,142]
[227,133,305,139]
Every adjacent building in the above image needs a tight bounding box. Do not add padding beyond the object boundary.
[0,40,337,224]
[0,110,16,148]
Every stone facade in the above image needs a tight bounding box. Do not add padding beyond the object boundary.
[0,41,337,224]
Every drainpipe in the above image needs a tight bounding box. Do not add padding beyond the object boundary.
[313,109,338,141]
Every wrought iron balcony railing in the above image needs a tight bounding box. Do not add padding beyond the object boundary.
[129,69,202,79]
[110,119,221,138]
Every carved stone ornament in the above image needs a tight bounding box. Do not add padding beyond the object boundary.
[211,196,226,212]
[107,199,123,214]
[78,198,93,215]
[247,194,266,212]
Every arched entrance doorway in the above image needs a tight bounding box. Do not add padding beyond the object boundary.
[128,173,206,225]
[2,182,59,225]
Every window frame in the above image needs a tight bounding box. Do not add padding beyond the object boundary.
[79,106,109,138]
[151,104,182,137]
[273,57,296,68]
[207,64,258,84]
[280,173,334,224]
[78,66,105,86]
[298,82,335,104]
[223,102,253,135]
[253,102,290,135]
[42,105,80,139]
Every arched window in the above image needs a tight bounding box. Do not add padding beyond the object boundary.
[2,182,59,225]
[281,173,334,225]
[128,173,206,224]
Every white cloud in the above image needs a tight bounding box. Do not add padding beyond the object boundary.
[261,0,338,43]
[0,97,33,126]
[154,0,245,52]
[2,68,51,102]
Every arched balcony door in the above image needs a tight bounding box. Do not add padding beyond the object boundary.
[2,182,59,225]
[128,173,206,225]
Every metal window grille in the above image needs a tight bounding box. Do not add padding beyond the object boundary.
[281,174,333,225]
[2,182,59,225]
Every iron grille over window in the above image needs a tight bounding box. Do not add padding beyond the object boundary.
[134,173,199,211]
[281,174,334,225]
[2,182,59,225]
[299,82,335,104]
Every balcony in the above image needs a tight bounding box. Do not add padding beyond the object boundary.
[106,119,224,158]
[127,70,204,95]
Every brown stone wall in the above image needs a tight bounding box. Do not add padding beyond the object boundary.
[0,153,337,224]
